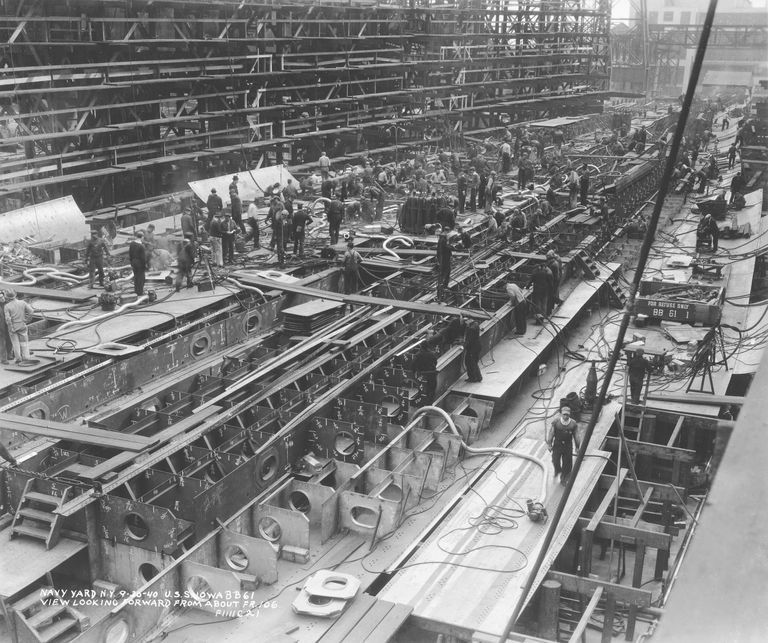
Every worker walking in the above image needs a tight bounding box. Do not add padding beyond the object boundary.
[221,213,237,264]
[3,289,34,363]
[436,229,453,298]
[85,230,110,288]
[129,231,148,296]
[505,278,528,335]
[627,348,654,404]
[342,241,362,294]
[463,319,483,383]
[175,236,196,291]
[530,262,554,323]
[547,406,580,485]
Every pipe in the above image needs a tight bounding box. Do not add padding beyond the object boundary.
[382,235,414,261]
[0,266,85,287]
[57,295,149,331]
[226,278,267,302]
[412,405,548,504]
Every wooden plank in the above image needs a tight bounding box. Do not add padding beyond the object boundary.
[597,475,685,504]
[646,392,745,406]
[546,571,652,607]
[568,586,603,643]
[576,516,672,550]
[230,275,491,320]
[74,406,221,481]
[630,488,654,527]
[343,600,401,642]
[364,603,414,643]
[586,468,628,532]
[667,416,685,447]
[0,412,154,451]
[317,593,378,643]
[603,437,696,462]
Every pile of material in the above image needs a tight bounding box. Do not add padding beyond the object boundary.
[282,300,345,334]
[0,240,42,266]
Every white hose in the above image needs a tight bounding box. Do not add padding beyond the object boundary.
[226,278,267,302]
[57,295,149,331]
[382,235,413,261]
[0,266,85,287]
[412,405,549,504]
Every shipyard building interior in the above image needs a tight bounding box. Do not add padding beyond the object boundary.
[0,1,766,642]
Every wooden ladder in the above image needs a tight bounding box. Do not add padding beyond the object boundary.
[10,479,72,550]
[11,586,89,643]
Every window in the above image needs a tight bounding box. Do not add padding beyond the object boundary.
[662,11,674,22]
[681,11,691,24]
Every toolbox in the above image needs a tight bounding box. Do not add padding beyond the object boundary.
[636,280,724,325]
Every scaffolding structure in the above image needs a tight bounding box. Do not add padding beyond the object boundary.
[0,0,610,211]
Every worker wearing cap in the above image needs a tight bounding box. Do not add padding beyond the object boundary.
[326,198,344,245]
[292,207,312,256]
[229,175,239,201]
[273,210,286,267]
[85,230,110,288]
[627,348,654,404]
[129,231,148,296]
[342,241,362,294]
[3,290,34,364]
[547,406,580,485]
[230,194,246,235]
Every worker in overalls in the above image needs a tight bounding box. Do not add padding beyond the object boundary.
[85,230,110,288]
[342,241,362,294]
[547,406,580,485]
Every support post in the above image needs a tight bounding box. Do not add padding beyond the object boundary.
[626,539,647,640]
[537,579,561,640]
[85,503,102,582]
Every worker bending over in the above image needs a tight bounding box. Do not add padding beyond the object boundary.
[627,348,655,405]
[175,236,196,292]
[463,319,482,383]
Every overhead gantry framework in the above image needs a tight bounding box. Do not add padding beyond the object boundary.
[0,0,610,210]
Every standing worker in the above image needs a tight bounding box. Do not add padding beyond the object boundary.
[230,194,246,235]
[436,229,453,298]
[326,198,344,245]
[221,213,237,264]
[468,166,480,211]
[208,212,224,267]
[129,231,148,296]
[579,165,590,206]
[181,207,198,241]
[567,166,580,208]
[457,170,468,214]
[85,230,110,288]
[728,143,737,170]
[546,249,562,309]
[0,290,12,364]
[3,290,34,364]
[342,241,362,294]
[206,188,222,225]
[292,207,312,256]
[505,278,528,335]
[175,236,196,292]
[730,171,746,205]
[547,406,580,485]
[500,140,512,173]
[463,319,482,383]
[229,175,239,201]
[318,150,331,179]
[529,262,554,323]
[272,210,286,267]
[627,347,654,404]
